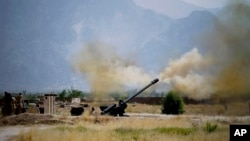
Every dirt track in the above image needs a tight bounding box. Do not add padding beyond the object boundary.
[0,125,50,141]
[0,113,68,141]
[0,126,23,141]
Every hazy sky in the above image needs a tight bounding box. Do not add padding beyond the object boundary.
[183,0,227,8]
[133,0,227,18]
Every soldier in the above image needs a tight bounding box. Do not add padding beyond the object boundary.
[2,92,13,116]
[15,93,23,114]
[1,92,6,116]
[89,107,95,115]
[118,100,127,116]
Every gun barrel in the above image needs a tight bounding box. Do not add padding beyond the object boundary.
[123,78,159,103]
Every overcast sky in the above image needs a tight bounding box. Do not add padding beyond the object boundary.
[133,0,227,18]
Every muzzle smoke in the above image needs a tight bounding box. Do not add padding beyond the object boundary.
[71,42,152,97]
[159,48,214,99]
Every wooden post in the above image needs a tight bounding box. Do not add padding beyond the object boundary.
[44,94,57,114]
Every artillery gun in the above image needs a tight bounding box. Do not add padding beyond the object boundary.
[100,78,159,116]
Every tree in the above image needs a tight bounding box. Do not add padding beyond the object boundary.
[58,89,67,102]
[67,87,84,99]
[58,88,85,102]
[23,93,37,103]
[162,91,184,114]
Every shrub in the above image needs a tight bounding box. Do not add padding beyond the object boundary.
[162,91,184,114]
[203,122,217,133]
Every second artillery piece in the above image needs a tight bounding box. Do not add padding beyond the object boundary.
[100,78,159,116]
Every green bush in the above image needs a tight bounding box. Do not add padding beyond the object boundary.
[162,91,184,114]
[203,122,217,133]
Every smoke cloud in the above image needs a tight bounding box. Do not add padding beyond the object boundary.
[71,42,152,97]
[71,1,250,100]
[160,0,250,100]
[159,48,214,99]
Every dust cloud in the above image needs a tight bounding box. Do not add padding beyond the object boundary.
[71,42,152,97]
[159,48,214,100]
[208,0,250,98]
[160,0,250,100]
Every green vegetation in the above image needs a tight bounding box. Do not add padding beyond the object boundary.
[58,87,85,101]
[115,128,144,140]
[58,89,67,102]
[203,122,218,133]
[154,127,196,135]
[23,94,37,103]
[162,91,184,114]
[114,127,197,137]
[114,127,197,141]
[54,125,87,132]
[67,88,84,99]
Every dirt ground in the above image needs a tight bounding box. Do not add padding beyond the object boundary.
[0,113,71,141]
[0,113,72,126]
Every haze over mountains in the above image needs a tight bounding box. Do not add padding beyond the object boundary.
[0,0,218,92]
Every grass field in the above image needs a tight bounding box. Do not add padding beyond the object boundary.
[11,115,231,141]
[5,102,250,141]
